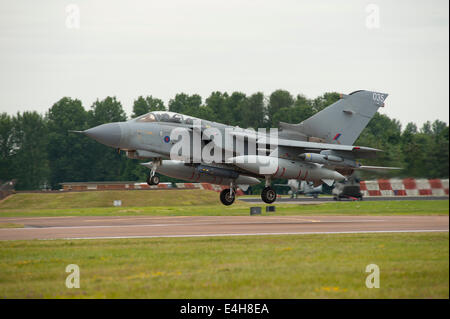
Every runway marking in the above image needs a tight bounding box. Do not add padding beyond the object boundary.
[3,219,387,230]
[59,229,449,240]
[83,217,192,222]
[274,217,322,223]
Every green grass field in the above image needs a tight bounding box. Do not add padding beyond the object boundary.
[0,232,447,298]
[0,190,448,217]
[0,190,448,298]
[0,189,221,209]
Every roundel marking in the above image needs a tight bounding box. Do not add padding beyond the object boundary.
[164,136,170,143]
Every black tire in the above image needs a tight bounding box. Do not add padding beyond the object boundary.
[150,175,160,185]
[220,189,235,206]
[261,187,277,204]
[146,175,153,186]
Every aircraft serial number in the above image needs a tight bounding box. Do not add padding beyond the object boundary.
[372,93,385,102]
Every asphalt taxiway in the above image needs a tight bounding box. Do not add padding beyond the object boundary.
[0,215,447,240]
[240,196,449,204]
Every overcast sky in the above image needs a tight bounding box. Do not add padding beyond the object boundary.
[0,0,448,127]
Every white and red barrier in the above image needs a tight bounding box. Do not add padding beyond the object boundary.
[61,181,245,194]
[133,182,172,190]
[360,179,449,197]
[61,179,448,198]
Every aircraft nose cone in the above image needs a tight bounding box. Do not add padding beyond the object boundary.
[84,123,122,147]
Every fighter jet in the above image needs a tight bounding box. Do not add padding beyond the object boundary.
[74,90,399,205]
[275,180,324,198]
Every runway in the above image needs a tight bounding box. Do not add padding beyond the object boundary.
[240,196,449,204]
[0,215,447,240]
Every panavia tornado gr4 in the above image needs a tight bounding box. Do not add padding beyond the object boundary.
[74,90,399,205]
[275,180,324,199]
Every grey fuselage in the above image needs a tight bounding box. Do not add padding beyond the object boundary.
[82,89,389,188]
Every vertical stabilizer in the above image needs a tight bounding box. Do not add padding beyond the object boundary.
[292,90,388,145]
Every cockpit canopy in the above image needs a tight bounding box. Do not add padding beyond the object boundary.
[135,113,157,123]
[135,111,198,125]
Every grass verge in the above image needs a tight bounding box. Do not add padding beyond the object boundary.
[0,232,447,298]
[0,190,221,210]
[0,199,448,217]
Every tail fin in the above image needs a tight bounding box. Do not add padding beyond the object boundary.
[291,90,388,145]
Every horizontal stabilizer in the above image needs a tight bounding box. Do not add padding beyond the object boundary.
[355,165,402,171]
[259,136,382,158]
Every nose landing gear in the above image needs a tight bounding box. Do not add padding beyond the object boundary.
[147,174,160,186]
[146,159,161,186]
[220,182,237,206]
[220,188,235,205]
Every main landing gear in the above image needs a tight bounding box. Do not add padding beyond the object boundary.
[261,176,277,204]
[146,159,161,186]
[261,186,277,204]
[219,178,278,206]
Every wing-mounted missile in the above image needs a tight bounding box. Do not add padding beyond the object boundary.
[141,160,260,186]
[299,152,359,168]
[228,155,345,182]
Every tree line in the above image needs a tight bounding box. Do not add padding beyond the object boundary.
[0,90,448,190]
